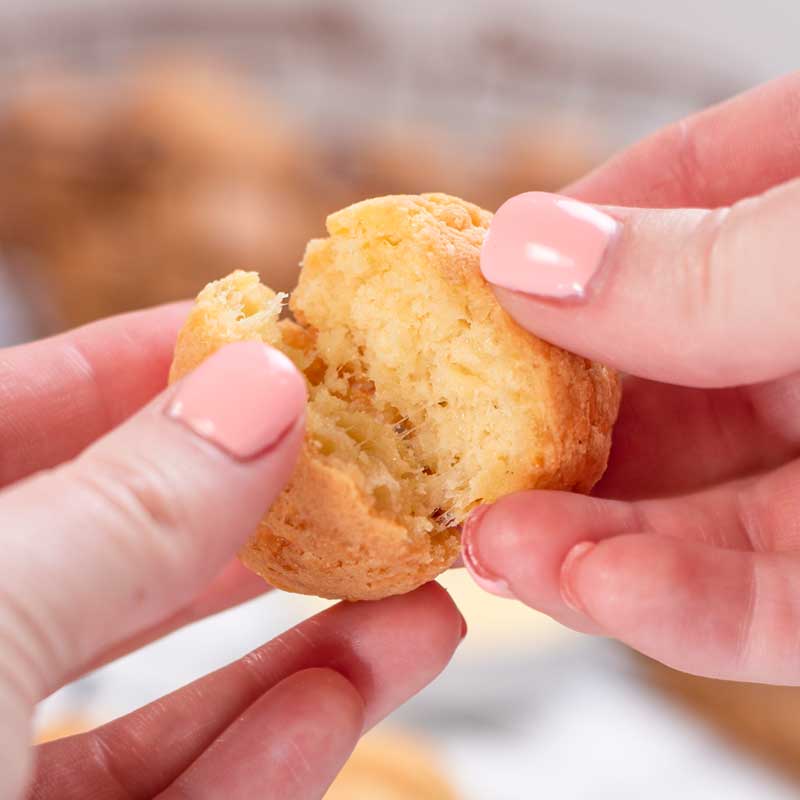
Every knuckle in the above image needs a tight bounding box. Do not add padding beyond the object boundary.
[277,736,317,795]
[0,683,32,800]
[81,731,140,800]
[678,206,731,331]
[67,450,191,568]
[660,118,707,206]
[733,556,758,673]
[0,582,64,701]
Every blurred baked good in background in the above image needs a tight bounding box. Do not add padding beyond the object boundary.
[0,53,604,333]
[0,57,321,329]
[644,658,800,784]
[0,0,744,339]
[36,716,94,744]
[479,121,600,212]
[324,728,459,800]
[8,3,794,797]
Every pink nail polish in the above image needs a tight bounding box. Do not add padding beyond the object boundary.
[461,505,517,599]
[481,192,618,299]
[166,341,306,460]
[560,541,596,614]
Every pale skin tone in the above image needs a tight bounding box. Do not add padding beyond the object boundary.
[3,71,799,799]
[466,71,800,685]
[0,307,464,800]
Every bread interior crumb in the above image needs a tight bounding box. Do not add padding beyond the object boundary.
[211,229,539,538]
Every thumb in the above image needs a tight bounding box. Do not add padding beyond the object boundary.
[0,340,305,701]
[480,183,800,387]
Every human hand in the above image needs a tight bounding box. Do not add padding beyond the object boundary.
[462,72,800,685]
[0,306,465,799]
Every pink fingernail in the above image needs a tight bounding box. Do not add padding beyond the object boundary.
[166,341,306,460]
[560,541,596,613]
[481,192,618,299]
[461,505,517,599]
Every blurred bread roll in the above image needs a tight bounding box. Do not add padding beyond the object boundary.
[325,729,459,800]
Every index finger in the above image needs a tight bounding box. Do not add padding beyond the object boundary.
[0,302,188,488]
[567,71,800,208]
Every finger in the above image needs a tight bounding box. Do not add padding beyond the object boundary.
[0,681,30,800]
[462,492,639,635]
[29,583,464,800]
[0,302,189,489]
[0,340,306,702]
[481,183,800,386]
[597,372,800,500]
[561,535,800,684]
[84,560,271,675]
[462,461,800,682]
[159,668,363,800]
[567,71,800,208]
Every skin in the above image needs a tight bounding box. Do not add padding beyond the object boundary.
[466,71,800,684]
[0,306,465,800]
[5,68,799,797]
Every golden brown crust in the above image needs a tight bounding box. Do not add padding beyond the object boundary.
[171,195,620,600]
[299,193,619,496]
[241,446,460,600]
[170,270,460,601]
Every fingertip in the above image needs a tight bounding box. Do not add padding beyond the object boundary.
[7,339,309,695]
[389,581,466,652]
[481,192,618,301]
[461,491,637,632]
[166,340,307,462]
[461,503,517,600]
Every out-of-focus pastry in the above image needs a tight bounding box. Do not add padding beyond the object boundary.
[323,126,476,205]
[480,120,602,211]
[325,729,459,800]
[0,58,603,333]
[0,58,319,328]
[35,716,94,744]
[645,658,800,783]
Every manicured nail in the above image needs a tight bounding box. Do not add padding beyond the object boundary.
[481,192,618,299]
[461,505,517,599]
[559,541,596,614]
[166,341,306,460]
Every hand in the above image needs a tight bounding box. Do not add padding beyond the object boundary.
[463,72,800,685]
[0,307,465,799]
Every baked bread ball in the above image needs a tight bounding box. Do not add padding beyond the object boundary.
[323,729,459,800]
[170,193,620,600]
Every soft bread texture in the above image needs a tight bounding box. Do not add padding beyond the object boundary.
[170,194,620,600]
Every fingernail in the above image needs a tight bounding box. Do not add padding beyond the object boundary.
[481,192,618,299]
[560,541,596,614]
[461,505,517,599]
[166,341,306,460]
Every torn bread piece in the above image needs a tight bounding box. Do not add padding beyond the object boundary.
[170,194,620,600]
